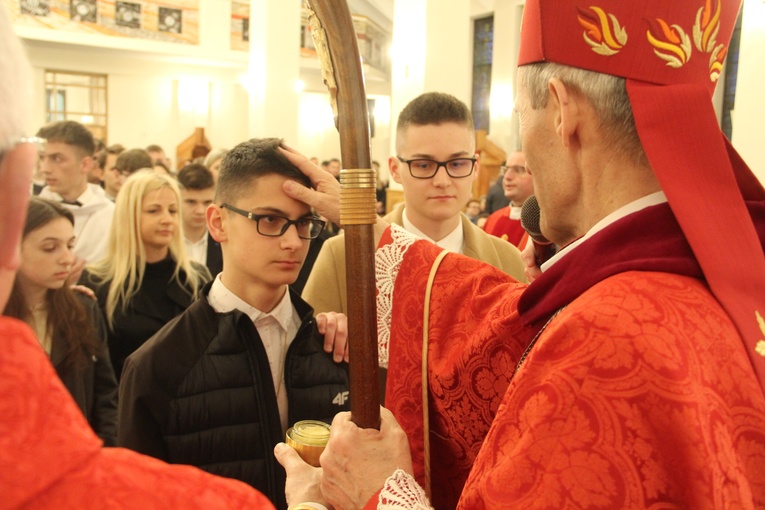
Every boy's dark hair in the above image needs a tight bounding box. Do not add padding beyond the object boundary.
[97,144,126,170]
[115,149,153,175]
[177,163,214,191]
[215,138,312,204]
[396,92,475,133]
[153,160,172,175]
[145,144,163,153]
[36,120,96,156]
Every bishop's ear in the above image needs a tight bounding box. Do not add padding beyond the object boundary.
[547,78,581,148]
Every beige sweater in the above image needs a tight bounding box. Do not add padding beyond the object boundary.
[301,203,526,314]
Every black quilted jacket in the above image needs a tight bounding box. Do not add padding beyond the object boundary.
[118,284,350,510]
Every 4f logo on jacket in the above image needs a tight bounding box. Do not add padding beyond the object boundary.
[332,391,349,406]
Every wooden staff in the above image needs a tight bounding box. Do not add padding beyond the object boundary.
[305,0,380,430]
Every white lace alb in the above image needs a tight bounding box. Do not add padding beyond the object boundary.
[377,469,432,509]
[375,224,418,368]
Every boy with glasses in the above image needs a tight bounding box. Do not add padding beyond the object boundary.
[483,151,534,247]
[303,92,526,321]
[118,138,350,510]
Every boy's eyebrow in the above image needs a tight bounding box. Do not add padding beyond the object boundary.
[252,206,314,218]
[408,150,472,159]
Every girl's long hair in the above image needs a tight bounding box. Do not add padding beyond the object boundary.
[86,169,205,329]
[4,198,98,369]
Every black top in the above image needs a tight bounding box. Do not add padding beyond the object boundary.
[51,293,118,445]
[484,175,510,214]
[81,258,210,380]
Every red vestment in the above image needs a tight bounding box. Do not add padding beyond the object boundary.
[383,202,765,509]
[0,317,274,510]
[482,206,528,248]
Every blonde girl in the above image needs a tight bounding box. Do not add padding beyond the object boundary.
[83,170,210,379]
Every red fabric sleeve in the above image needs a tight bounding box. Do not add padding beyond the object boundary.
[364,489,383,510]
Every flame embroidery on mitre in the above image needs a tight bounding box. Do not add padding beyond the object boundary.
[756,311,765,357]
[708,44,728,81]
[578,6,627,56]
[693,0,728,81]
[646,18,693,68]
[694,0,722,52]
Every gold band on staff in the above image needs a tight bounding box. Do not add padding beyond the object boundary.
[340,168,377,225]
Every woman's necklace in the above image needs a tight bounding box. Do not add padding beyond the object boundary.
[29,301,46,313]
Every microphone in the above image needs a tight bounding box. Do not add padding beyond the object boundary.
[520,195,556,266]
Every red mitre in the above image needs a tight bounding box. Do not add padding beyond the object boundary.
[518,0,765,394]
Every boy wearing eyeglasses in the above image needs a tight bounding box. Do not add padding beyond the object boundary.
[118,138,350,510]
[483,151,534,247]
[303,92,526,320]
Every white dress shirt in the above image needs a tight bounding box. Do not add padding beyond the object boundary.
[184,232,208,266]
[402,208,465,254]
[207,274,300,432]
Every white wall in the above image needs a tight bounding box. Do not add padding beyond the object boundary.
[18,1,393,172]
[732,0,765,182]
[24,39,250,167]
[488,0,523,153]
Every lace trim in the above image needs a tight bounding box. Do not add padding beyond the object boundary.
[377,469,432,509]
[376,225,418,368]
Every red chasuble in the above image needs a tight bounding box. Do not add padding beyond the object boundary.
[0,317,274,510]
[384,231,530,510]
[383,202,765,509]
[482,206,528,248]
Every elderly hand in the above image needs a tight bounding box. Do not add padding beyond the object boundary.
[316,312,349,363]
[280,144,341,226]
[274,442,327,508]
[320,407,413,510]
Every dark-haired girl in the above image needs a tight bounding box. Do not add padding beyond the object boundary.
[4,197,118,445]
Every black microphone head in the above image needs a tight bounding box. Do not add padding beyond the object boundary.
[520,195,548,243]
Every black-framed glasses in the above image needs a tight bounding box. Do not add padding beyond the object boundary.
[397,156,476,179]
[221,203,326,240]
[501,165,527,175]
